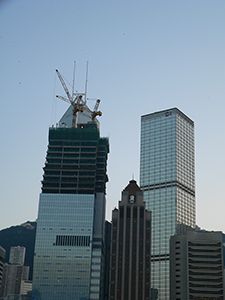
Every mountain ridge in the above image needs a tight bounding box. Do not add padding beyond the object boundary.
[0,221,37,280]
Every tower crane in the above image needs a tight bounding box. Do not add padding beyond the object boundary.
[56,69,84,128]
[55,66,102,126]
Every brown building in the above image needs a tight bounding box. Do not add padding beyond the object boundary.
[109,179,151,300]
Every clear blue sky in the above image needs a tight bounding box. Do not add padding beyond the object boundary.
[1,0,225,232]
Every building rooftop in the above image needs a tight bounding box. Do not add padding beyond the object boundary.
[123,179,141,195]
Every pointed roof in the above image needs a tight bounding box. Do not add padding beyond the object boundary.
[123,179,141,195]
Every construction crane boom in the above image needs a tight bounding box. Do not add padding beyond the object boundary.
[56,69,72,102]
[56,69,85,128]
[56,95,71,104]
[91,99,102,121]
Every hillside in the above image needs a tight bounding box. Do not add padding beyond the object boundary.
[0,221,36,280]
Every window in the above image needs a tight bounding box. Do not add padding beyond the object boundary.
[54,235,90,247]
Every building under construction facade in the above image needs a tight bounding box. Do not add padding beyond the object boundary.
[32,70,109,300]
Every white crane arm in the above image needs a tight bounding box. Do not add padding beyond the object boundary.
[56,69,72,102]
[93,99,100,112]
[56,95,71,104]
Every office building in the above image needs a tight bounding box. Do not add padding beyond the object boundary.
[20,280,32,298]
[103,221,111,300]
[140,108,195,299]
[1,247,29,299]
[32,101,109,300]
[109,179,151,299]
[9,246,26,266]
[0,246,5,292]
[170,231,224,300]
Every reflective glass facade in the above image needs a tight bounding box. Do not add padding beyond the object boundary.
[33,194,95,299]
[140,108,195,300]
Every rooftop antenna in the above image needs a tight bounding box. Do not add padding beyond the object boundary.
[84,61,89,104]
[72,61,76,98]
[132,173,134,180]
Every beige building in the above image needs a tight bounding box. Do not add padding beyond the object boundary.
[109,179,151,300]
[170,231,224,300]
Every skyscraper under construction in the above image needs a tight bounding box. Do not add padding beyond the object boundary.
[32,69,109,300]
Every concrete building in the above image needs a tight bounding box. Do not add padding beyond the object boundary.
[1,247,29,299]
[0,246,6,293]
[109,179,151,299]
[20,280,32,297]
[32,99,109,300]
[170,231,224,300]
[103,221,111,300]
[140,108,196,299]
[9,247,26,266]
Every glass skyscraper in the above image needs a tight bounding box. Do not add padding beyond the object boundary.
[140,108,195,300]
[32,104,109,300]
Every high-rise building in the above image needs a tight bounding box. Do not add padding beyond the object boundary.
[9,246,26,266]
[1,247,29,299]
[140,108,196,300]
[103,221,111,300]
[0,246,5,292]
[170,231,224,300]
[109,179,151,300]
[32,100,109,300]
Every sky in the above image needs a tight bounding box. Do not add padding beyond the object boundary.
[0,0,225,232]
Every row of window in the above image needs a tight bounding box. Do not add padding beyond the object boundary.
[53,235,91,247]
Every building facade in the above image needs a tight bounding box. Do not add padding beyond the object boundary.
[140,108,196,299]
[109,179,151,300]
[0,246,5,293]
[32,104,109,300]
[103,221,111,300]
[1,247,29,299]
[9,247,26,266]
[170,231,224,300]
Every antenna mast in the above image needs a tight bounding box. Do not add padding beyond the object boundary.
[85,61,89,104]
[72,61,76,98]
